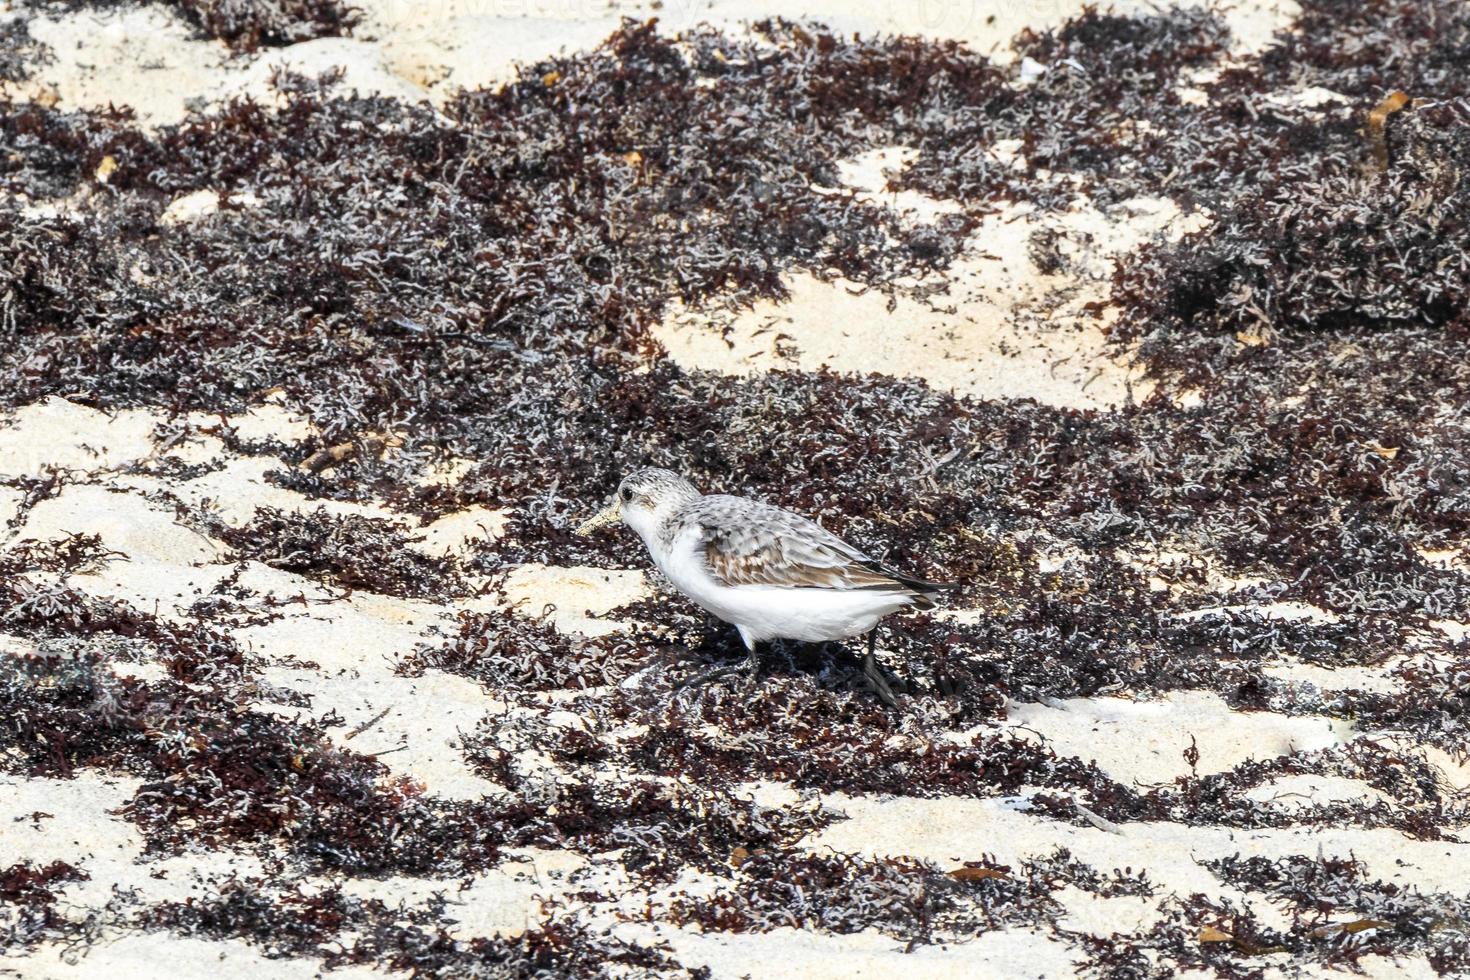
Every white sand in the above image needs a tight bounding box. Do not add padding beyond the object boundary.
[496,562,650,636]
[653,191,1203,410]
[1053,886,1163,937]
[0,934,385,980]
[0,397,157,480]
[1004,690,1351,785]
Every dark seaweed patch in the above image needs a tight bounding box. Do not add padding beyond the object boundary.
[0,16,51,83]
[659,851,1058,942]
[1203,854,1470,971]
[1115,98,1470,340]
[22,0,359,52]
[171,0,359,51]
[0,578,244,682]
[1138,740,1468,840]
[141,881,696,977]
[0,861,86,907]
[616,679,1151,823]
[0,859,92,957]
[456,716,838,882]
[210,506,468,598]
[0,647,510,875]
[0,532,120,578]
[398,608,648,692]
[904,6,1232,210]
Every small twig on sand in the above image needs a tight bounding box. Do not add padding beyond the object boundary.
[344,705,393,741]
[1073,800,1124,835]
[366,744,409,758]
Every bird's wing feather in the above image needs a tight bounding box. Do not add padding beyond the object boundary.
[683,495,924,592]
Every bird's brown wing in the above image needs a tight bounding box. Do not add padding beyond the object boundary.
[686,495,943,596]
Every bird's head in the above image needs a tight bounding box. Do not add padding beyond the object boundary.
[575,468,700,540]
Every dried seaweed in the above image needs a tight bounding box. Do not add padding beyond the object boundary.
[0,861,86,907]
[398,608,647,692]
[141,882,695,977]
[1205,854,1470,971]
[0,859,93,957]
[211,507,468,597]
[0,16,51,83]
[0,648,512,875]
[2,2,1470,975]
[22,0,359,52]
[660,850,1056,942]
[1115,98,1470,339]
[168,0,359,51]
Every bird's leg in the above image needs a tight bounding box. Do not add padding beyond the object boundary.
[862,629,900,708]
[936,672,957,698]
[739,636,762,686]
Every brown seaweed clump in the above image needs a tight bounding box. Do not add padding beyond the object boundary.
[1115,98,1470,339]
[167,0,360,51]
[0,860,87,907]
[211,507,469,598]
[398,608,648,691]
[20,0,360,52]
[0,16,51,82]
[140,883,695,977]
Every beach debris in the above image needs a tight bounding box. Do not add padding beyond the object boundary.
[1310,918,1392,937]
[949,865,1011,882]
[1367,90,1411,172]
[1197,924,1288,955]
[300,433,401,473]
[343,704,393,741]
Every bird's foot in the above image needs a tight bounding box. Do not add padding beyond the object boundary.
[934,671,961,698]
[673,661,741,694]
[674,648,761,697]
[862,649,900,708]
[738,647,762,692]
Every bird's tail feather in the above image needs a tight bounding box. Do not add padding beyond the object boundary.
[896,576,960,610]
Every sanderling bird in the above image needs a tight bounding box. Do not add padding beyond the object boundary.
[575,467,957,704]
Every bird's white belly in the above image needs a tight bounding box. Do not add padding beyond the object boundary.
[654,535,912,642]
[702,583,913,642]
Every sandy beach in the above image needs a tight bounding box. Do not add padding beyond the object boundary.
[2,0,1468,977]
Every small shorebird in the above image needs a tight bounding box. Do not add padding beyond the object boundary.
[575,467,957,704]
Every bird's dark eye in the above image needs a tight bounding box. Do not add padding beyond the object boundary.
[621,488,633,503]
